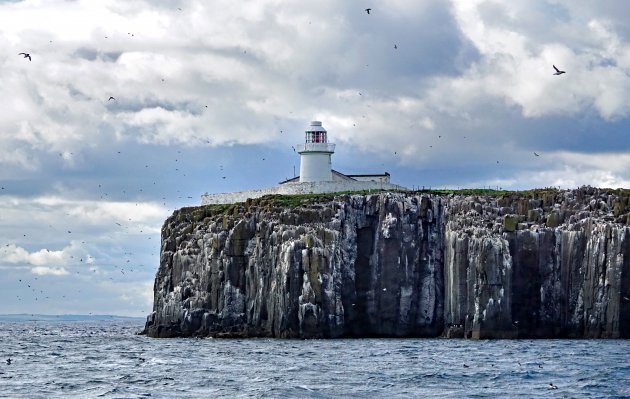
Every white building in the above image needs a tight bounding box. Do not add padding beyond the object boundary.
[201,121,407,205]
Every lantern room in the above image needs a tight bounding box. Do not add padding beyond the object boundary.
[304,121,328,143]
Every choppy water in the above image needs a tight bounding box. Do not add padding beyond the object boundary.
[1,320,629,398]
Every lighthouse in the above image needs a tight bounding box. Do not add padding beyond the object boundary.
[296,121,336,182]
[201,119,408,205]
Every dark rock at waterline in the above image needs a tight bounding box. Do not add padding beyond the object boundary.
[142,187,630,339]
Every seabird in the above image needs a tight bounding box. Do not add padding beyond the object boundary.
[533,152,540,157]
[552,65,565,75]
[6,358,11,365]
[365,8,371,14]
[549,383,558,390]
[463,363,470,368]
[394,44,397,49]
[18,52,31,61]
[108,96,116,101]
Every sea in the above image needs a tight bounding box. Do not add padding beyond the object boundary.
[0,319,629,398]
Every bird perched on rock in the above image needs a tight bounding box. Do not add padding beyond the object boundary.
[18,52,31,61]
[552,65,565,75]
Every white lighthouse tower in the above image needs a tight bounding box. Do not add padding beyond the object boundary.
[296,121,336,182]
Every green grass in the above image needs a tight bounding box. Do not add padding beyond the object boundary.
[172,186,630,221]
[260,189,402,208]
[414,188,509,196]
[199,188,561,211]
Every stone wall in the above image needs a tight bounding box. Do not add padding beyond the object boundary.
[201,181,408,205]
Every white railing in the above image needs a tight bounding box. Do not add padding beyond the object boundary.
[296,143,336,153]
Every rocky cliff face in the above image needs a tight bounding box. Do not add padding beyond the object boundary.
[142,188,630,339]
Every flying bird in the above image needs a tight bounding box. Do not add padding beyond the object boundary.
[534,152,540,156]
[365,8,371,14]
[108,96,116,101]
[18,52,31,61]
[394,44,397,49]
[552,65,565,75]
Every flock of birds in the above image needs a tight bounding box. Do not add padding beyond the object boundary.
[15,5,568,163]
[3,7,574,394]
[8,13,226,314]
[8,4,571,319]
[1,144,188,308]
[9,7,570,293]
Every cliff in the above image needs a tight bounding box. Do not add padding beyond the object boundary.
[142,187,630,339]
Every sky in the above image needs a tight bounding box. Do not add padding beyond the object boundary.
[1,0,630,317]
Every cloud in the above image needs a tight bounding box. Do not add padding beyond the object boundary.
[446,0,630,120]
[31,266,69,276]
[2,244,66,266]
[30,196,166,228]
[466,150,630,190]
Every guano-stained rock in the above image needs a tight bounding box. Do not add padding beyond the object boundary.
[143,188,630,339]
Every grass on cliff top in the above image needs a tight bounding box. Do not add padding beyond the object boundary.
[265,189,400,207]
[180,187,625,219]
[416,187,588,198]
[194,188,562,211]
[415,188,507,196]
